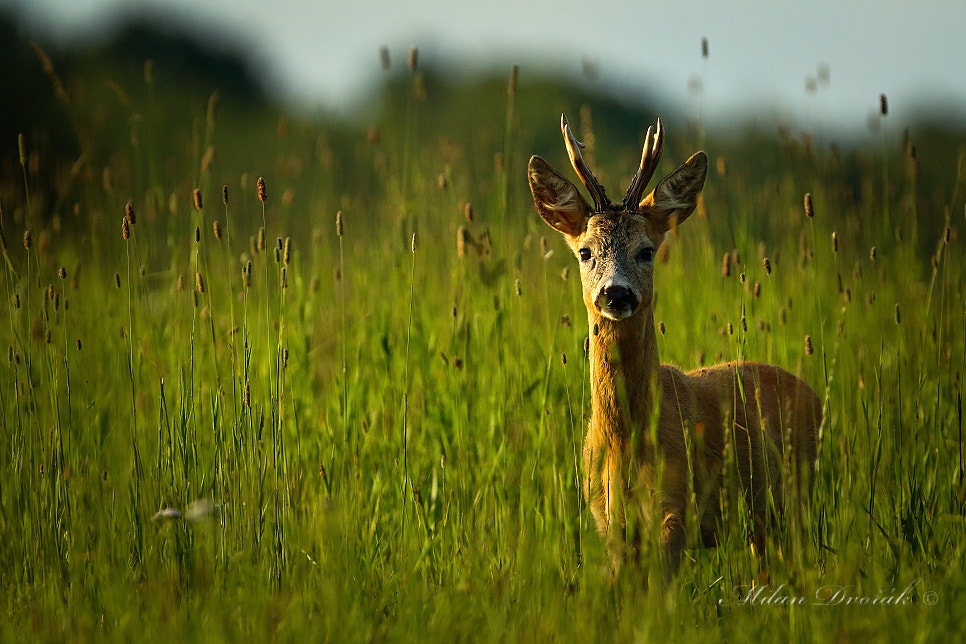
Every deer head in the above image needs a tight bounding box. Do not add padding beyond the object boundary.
[528,115,708,321]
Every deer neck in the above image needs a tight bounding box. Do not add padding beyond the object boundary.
[587,307,660,446]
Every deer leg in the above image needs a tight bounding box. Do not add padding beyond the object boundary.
[660,510,685,578]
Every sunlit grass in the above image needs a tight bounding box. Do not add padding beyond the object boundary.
[0,53,963,642]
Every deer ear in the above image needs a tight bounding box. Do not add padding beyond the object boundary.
[639,151,707,232]
[528,155,591,237]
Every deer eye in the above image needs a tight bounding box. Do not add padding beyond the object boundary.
[637,247,655,264]
[578,248,592,262]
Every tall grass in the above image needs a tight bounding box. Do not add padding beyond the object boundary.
[0,52,963,642]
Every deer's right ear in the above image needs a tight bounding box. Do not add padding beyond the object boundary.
[528,155,591,237]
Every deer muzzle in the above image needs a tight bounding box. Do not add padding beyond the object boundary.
[596,284,640,320]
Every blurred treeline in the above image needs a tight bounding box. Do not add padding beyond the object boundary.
[1,7,963,262]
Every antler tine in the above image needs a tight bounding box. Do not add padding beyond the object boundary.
[623,118,665,210]
[561,113,611,212]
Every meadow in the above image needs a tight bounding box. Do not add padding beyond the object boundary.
[1,46,964,641]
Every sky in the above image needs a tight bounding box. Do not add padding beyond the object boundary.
[6,0,966,131]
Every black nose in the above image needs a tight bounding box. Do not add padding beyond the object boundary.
[601,285,639,312]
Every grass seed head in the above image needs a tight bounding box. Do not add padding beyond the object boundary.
[804,192,814,218]
[508,64,519,96]
[336,210,344,236]
[213,220,222,240]
[880,93,888,116]
[193,189,203,211]
[283,237,291,265]
[763,257,771,275]
[257,177,267,203]
[408,46,418,71]
[195,272,205,294]
[201,146,215,173]
[114,273,121,289]
[804,335,814,355]
[701,37,709,58]
[24,230,32,249]
[222,185,229,205]
[832,232,838,253]
[58,266,67,280]
[121,218,130,240]
[124,201,136,225]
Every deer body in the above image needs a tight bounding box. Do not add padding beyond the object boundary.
[529,116,821,574]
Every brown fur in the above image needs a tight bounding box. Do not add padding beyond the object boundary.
[528,122,821,576]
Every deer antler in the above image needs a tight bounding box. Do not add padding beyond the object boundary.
[622,118,664,210]
[561,114,611,212]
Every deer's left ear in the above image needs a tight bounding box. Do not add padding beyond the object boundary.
[639,151,707,232]
[528,155,591,237]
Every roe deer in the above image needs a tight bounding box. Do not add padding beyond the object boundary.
[528,115,821,576]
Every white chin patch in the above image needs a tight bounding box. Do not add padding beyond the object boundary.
[597,304,634,321]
